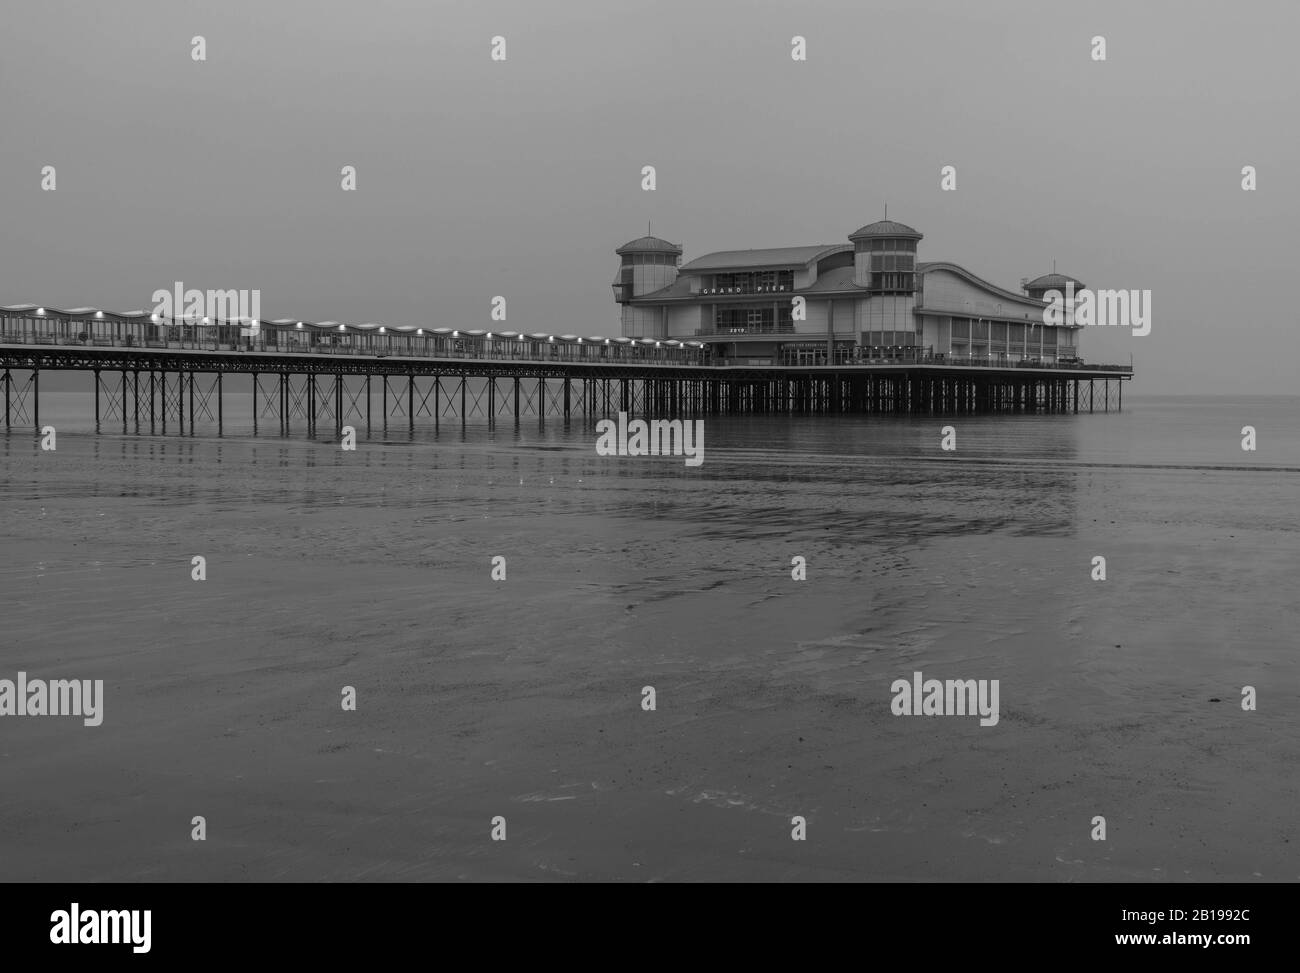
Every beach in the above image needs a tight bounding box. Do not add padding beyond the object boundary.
[2,396,1298,881]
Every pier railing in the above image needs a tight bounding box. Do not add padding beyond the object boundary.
[0,330,711,367]
[764,349,1132,373]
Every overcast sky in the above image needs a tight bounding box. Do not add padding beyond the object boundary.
[3,0,1297,394]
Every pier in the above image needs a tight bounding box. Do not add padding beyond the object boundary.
[1,305,1132,435]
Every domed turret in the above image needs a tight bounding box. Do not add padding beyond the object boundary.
[1024,272,1085,301]
[613,235,683,303]
[848,219,924,242]
[849,219,922,291]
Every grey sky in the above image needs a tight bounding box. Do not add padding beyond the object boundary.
[3,0,1296,394]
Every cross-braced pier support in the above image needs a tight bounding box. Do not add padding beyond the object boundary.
[0,352,1130,437]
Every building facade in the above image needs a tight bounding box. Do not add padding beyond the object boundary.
[613,220,1083,366]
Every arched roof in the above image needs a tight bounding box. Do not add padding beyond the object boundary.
[918,262,1048,307]
[848,219,923,240]
[1024,272,1085,292]
[678,243,849,273]
[0,304,153,320]
[615,235,683,256]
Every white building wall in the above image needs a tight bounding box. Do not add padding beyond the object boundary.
[632,265,676,297]
[832,299,856,336]
[797,299,830,335]
[621,305,661,337]
[860,294,918,333]
[918,268,1080,357]
[919,269,1041,323]
[854,252,870,287]
[666,304,704,339]
[918,314,950,352]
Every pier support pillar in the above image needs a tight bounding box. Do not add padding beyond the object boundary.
[334,375,342,436]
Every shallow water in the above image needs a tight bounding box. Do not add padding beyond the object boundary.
[1,395,1297,881]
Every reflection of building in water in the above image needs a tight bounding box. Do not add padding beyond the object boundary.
[613,220,1085,366]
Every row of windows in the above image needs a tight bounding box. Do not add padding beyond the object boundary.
[621,253,680,266]
[709,270,796,292]
[854,239,917,253]
[715,304,795,330]
[950,319,1064,345]
[953,334,1061,348]
[951,341,1070,354]
[868,255,916,272]
[869,273,916,291]
[861,330,918,347]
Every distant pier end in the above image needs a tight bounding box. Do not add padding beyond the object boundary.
[613,217,1112,370]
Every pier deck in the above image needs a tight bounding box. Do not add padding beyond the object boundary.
[0,302,1132,433]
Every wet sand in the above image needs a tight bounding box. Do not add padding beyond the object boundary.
[2,414,1298,881]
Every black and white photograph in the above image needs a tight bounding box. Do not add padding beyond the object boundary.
[1,0,1294,955]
